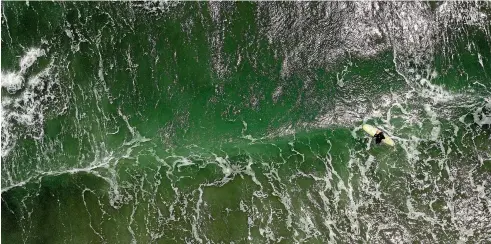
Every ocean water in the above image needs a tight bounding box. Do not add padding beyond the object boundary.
[1,2,490,243]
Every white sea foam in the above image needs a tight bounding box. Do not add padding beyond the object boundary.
[419,78,456,104]
[1,71,24,93]
[473,99,491,126]
[19,48,45,73]
[1,47,52,159]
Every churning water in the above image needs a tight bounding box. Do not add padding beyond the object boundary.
[1,2,491,243]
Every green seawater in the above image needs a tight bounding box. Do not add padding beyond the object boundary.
[1,2,491,243]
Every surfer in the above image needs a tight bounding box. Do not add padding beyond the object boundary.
[374,130,385,144]
[362,124,395,146]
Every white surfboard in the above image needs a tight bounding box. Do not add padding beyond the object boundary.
[362,124,395,146]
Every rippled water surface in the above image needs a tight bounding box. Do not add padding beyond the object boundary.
[1,2,491,243]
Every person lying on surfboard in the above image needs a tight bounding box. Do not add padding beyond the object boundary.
[374,130,385,144]
[362,124,395,146]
